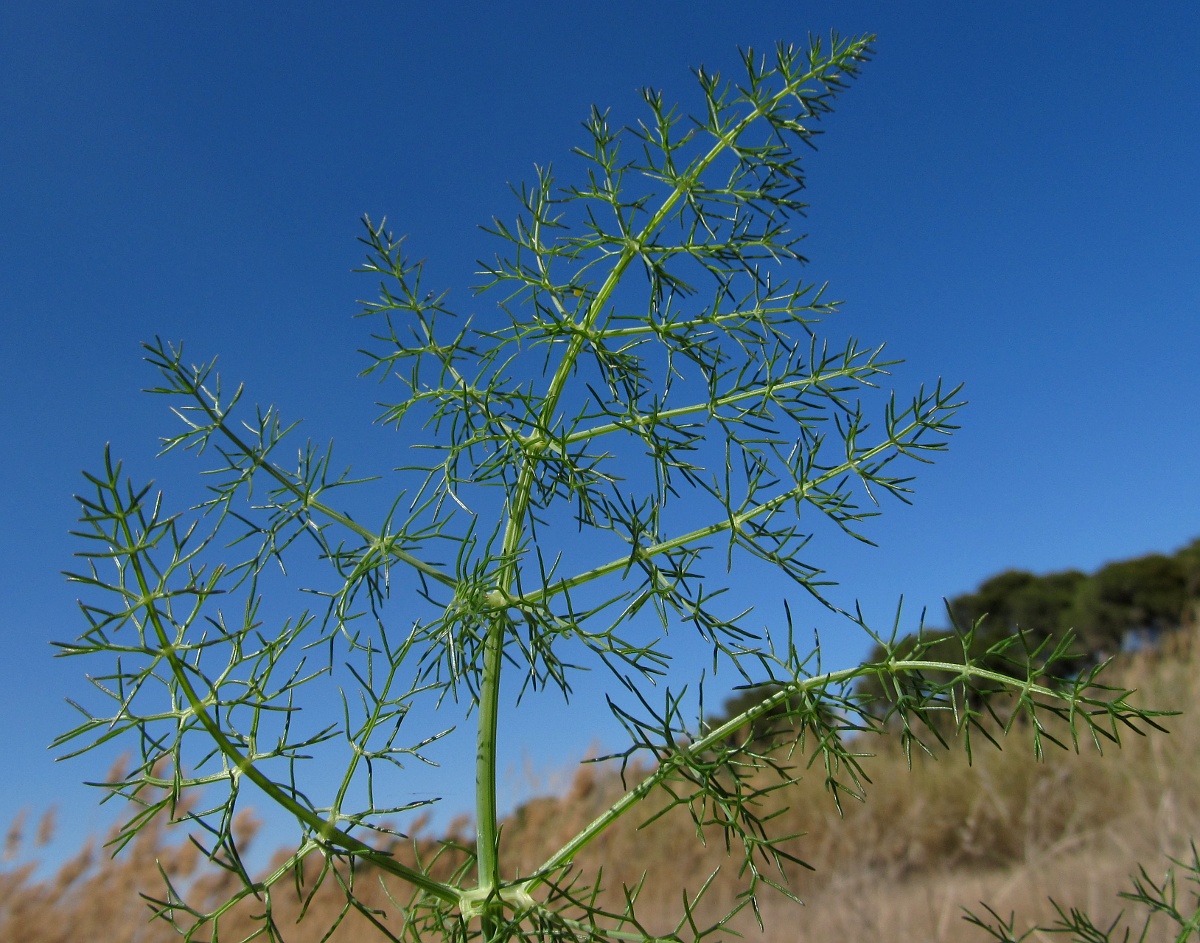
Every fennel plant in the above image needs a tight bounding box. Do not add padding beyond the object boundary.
[57,33,1171,942]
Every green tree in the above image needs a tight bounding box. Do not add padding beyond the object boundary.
[1177,537,1200,618]
[57,35,1170,943]
[1072,552,1189,653]
[950,568,1087,651]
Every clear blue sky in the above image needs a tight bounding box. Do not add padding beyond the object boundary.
[3,2,1198,866]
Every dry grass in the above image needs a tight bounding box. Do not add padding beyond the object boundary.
[4,627,1198,942]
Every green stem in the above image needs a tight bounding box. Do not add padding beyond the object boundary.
[176,362,458,590]
[473,612,506,893]
[527,658,1072,889]
[526,663,862,888]
[471,41,875,928]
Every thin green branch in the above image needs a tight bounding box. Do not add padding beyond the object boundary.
[518,400,951,609]
[150,340,458,591]
[561,357,878,447]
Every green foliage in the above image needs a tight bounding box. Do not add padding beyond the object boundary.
[55,34,1173,943]
[949,569,1088,652]
[1074,552,1191,653]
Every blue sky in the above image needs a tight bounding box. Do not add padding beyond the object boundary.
[3,2,1198,865]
